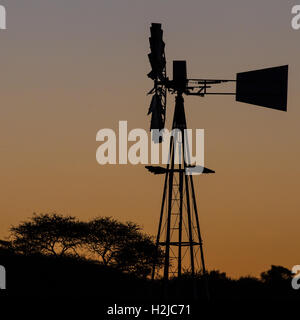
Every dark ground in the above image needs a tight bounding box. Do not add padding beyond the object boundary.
[0,248,299,302]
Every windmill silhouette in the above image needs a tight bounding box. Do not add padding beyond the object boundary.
[145,23,288,298]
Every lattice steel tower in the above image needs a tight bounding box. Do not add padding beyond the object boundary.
[149,91,213,281]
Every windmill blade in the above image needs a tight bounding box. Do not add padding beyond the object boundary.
[146,23,167,144]
[148,94,164,129]
[148,23,166,81]
[236,65,288,111]
[148,94,164,143]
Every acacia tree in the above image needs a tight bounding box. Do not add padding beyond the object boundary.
[83,217,135,265]
[10,213,85,257]
[84,217,164,277]
[113,234,164,277]
[9,213,164,277]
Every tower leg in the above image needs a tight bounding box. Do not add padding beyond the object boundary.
[164,141,174,281]
[190,176,210,300]
[151,164,169,281]
[178,166,183,278]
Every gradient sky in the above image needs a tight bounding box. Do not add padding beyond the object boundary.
[0,0,299,277]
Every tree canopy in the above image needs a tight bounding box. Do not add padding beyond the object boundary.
[10,213,84,257]
[8,213,163,278]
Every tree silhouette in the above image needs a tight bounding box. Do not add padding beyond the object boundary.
[260,265,293,294]
[113,233,163,277]
[8,213,163,278]
[10,213,84,257]
[0,214,299,299]
[84,217,164,277]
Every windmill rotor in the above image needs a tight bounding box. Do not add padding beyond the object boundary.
[147,23,168,142]
[148,23,166,81]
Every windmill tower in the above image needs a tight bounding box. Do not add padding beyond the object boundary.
[145,23,288,296]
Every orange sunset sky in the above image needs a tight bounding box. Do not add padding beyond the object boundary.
[0,0,300,277]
